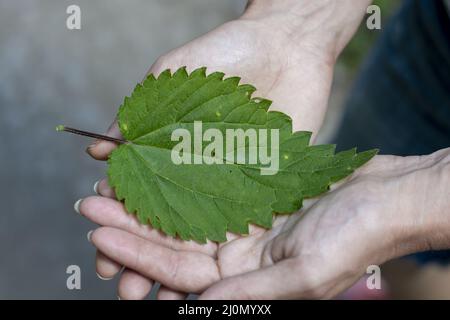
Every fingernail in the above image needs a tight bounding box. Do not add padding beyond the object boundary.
[96,272,113,281]
[117,295,121,300]
[85,140,99,155]
[119,266,125,274]
[93,180,100,194]
[87,230,94,242]
[74,199,83,214]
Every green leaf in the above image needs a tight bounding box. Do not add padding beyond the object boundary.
[108,67,377,243]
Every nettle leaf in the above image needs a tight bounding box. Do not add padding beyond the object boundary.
[108,67,377,243]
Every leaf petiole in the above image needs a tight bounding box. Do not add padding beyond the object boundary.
[56,125,128,144]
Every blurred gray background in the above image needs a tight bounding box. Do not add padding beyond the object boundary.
[0,0,246,299]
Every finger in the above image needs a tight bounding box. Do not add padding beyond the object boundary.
[86,120,122,161]
[157,286,187,300]
[96,250,122,280]
[91,227,220,293]
[95,178,116,199]
[79,196,217,257]
[199,259,302,300]
[117,269,153,300]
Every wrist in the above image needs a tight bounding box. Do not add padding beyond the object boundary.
[390,149,450,259]
[414,150,450,251]
[241,0,371,61]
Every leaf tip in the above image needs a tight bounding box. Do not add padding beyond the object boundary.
[158,69,172,80]
[174,66,188,78]
[190,66,207,78]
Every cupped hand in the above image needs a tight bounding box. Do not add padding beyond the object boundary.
[79,149,449,299]
[87,17,336,161]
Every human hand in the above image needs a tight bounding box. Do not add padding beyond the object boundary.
[87,0,373,161]
[87,17,333,164]
[78,148,450,299]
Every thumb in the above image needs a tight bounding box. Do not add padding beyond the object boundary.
[86,119,122,161]
[86,68,156,161]
[87,60,170,161]
[199,259,301,300]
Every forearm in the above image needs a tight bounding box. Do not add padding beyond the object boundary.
[242,0,372,60]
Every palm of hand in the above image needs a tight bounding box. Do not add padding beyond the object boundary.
[148,19,334,134]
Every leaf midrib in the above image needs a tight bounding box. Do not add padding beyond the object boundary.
[128,145,260,206]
